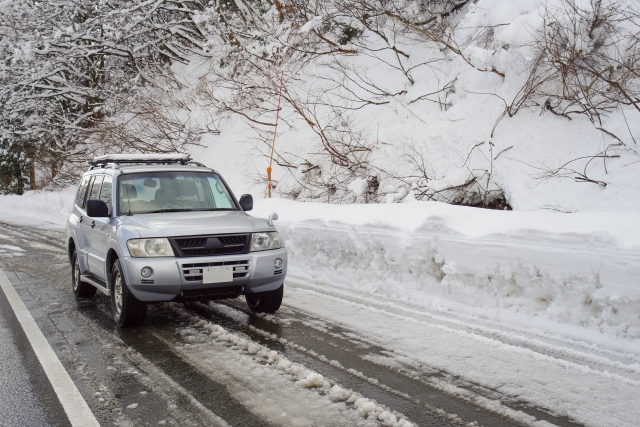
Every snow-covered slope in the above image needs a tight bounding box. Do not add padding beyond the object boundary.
[179,0,640,212]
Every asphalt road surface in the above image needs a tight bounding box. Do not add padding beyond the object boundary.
[0,221,587,427]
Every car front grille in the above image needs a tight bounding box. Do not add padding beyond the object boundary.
[172,234,249,257]
[177,238,207,248]
[182,260,250,282]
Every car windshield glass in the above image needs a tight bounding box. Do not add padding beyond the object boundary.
[118,171,237,215]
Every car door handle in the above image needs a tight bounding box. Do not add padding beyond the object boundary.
[79,216,83,223]
[91,221,96,228]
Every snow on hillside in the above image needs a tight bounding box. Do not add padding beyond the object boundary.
[180,0,640,212]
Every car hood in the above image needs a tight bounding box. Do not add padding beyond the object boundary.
[120,211,272,238]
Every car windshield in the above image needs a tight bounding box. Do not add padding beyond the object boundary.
[118,171,237,215]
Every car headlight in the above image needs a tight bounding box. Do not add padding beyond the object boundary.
[250,232,281,252]
[127,238,174,257]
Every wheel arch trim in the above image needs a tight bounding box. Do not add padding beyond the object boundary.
[105,243,124,289]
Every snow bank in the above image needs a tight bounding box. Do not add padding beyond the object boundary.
[0,187,75,228]
[2,187,638,337]
[253,199,640,337]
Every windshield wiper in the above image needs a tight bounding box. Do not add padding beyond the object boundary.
[139,208,238,214]
[147,208,195,213]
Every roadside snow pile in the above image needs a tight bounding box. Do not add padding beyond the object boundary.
[0,187,75,227]
[2,186,639,338]
[253,199,640,337]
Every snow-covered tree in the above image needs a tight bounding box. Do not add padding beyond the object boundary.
[191,0,639,204]
[0,0,207,191]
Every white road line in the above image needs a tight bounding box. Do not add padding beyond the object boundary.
[0,268,100,427]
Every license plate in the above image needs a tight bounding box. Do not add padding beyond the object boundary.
[202,266,234,284]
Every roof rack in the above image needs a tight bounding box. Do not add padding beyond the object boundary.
[89,153,204,168]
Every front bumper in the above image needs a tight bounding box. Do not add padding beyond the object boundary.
[120,248,287,302]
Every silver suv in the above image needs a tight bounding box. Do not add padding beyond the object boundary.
[66,154,287,327]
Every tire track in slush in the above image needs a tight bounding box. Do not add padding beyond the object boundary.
[178,298,582,427]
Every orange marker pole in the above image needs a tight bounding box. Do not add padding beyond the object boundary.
[268,70,284,198]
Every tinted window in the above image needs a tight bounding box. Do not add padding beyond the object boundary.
[118,172,237,215]
[99,176,113,215]
[88,175,104,201]
[75,175,92,210]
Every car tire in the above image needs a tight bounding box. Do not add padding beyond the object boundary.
[110,259,147,327]
[245,285,284,313]
[71,251,97,298]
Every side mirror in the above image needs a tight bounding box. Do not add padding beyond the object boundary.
[268,212,278,226]
[86,199,109,217]
[239,194,253,211]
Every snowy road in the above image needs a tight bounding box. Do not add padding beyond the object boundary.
[0,222,637,427]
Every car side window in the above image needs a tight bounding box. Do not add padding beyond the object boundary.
[76,175,95,209]
[75,175,92,210]
[206,176,236,209]
[88,175,104,202]
[99,176,113,215]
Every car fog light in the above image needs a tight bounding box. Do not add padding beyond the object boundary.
[141,267,153,278]
[274,258,283,269]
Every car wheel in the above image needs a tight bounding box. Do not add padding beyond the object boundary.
[71,251,97,298]
[110,259,147,327]
[245,285,284,313]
